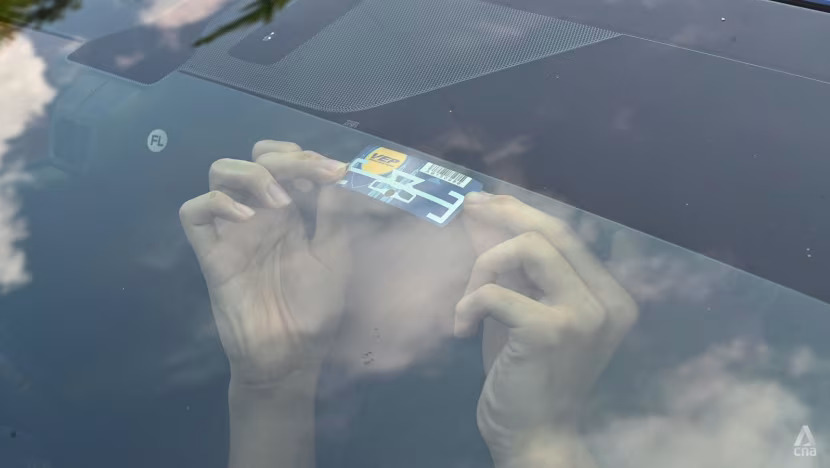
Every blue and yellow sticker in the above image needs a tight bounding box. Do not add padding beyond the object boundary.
[338,146,483,226]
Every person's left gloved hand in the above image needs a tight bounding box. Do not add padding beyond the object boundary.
[458,193,639,467]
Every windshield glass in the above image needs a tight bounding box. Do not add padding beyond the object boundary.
[2,1,829,467]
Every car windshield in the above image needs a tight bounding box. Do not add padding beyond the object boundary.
[2,1,829,467]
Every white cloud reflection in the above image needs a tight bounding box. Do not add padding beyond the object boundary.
[139,0,231,28]
[139,0,231,29]
[590,339,826,467]
[0,36,56,293]
[137,0,233,50]
[607,229,728,304]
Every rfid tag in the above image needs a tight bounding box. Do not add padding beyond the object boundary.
[338,146,483,226]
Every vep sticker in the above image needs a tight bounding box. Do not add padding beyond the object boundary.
[338,146,483,226]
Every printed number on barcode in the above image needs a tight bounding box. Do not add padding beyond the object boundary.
[420,162,471,188]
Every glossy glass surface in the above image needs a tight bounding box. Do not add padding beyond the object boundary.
[1,1,829,467]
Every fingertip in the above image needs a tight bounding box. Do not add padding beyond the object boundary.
[233,201,255,219]
[465,191,493,204]
[453,319,475,338]
[316,165,347,182]
[462,193,491,219]
[307,157,347,183]
[318,159,347,180]
[454,317,481,338]
[453,321,464,338]
[252,140,302,159]
[453,297,476,338]
[267,182,292,207]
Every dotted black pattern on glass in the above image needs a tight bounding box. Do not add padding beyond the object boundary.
[182,0,620,113]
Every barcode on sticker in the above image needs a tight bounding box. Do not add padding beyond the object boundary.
[420,162,471,188]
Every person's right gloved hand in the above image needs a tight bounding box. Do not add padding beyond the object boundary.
[179,140,349,387]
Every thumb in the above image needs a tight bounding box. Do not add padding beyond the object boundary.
[461,196,512,255]
[310,185,352,272]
